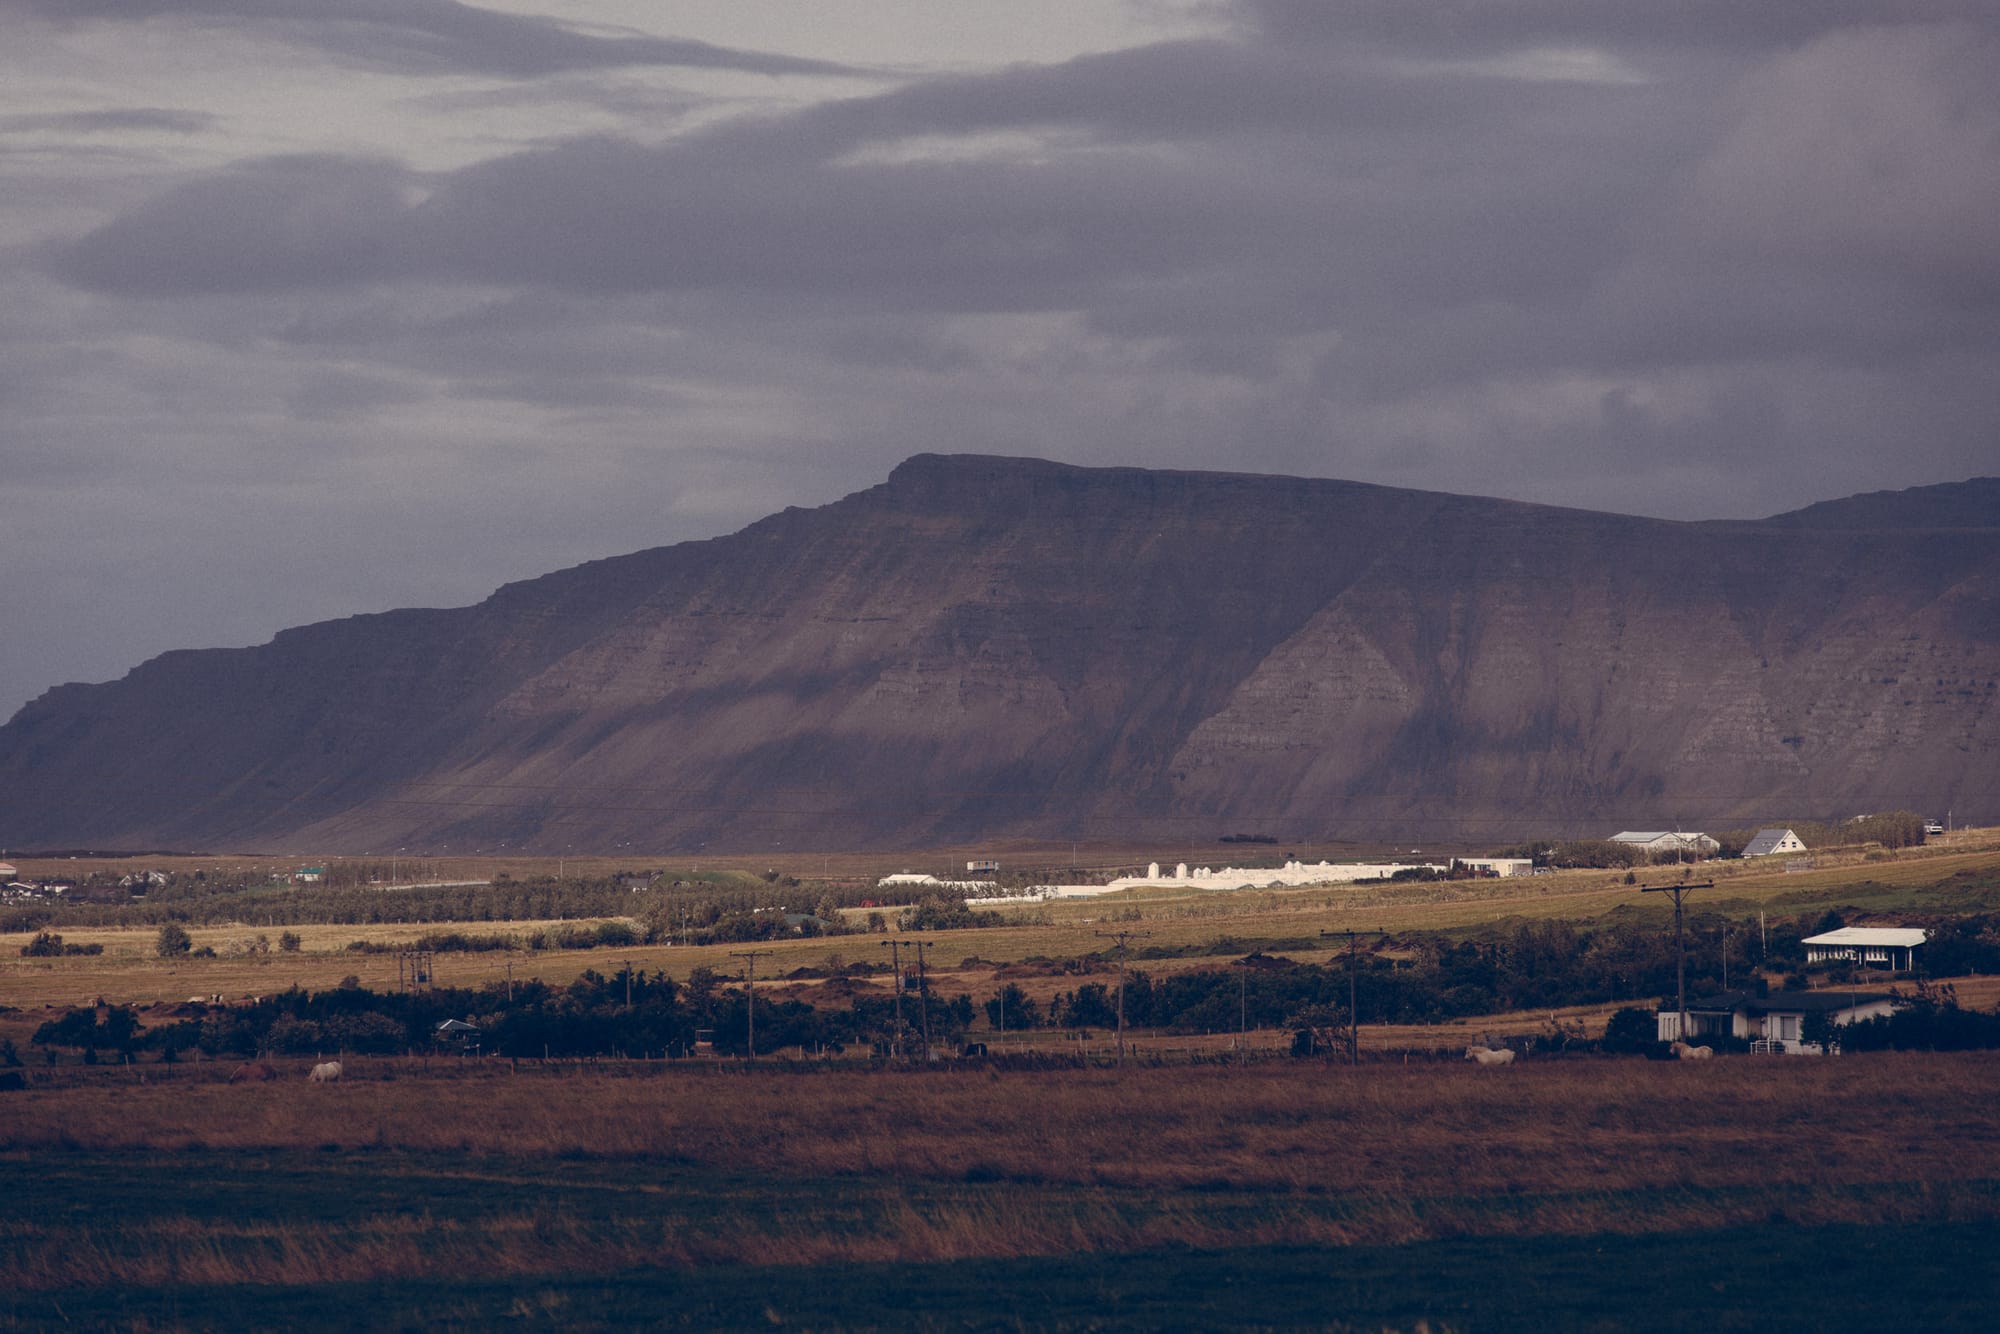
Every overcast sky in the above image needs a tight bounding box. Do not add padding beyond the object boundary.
[4,1,1997,721]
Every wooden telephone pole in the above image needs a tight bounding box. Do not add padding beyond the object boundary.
[1639,881,1714,1043]
[1320,928,1386,1064]
[908,938,935,1058]
[879,938,906,1059]
[1094,929,1151,1067]
[729,949,773,1061]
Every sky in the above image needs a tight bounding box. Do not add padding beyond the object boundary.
[4,1,1998,722]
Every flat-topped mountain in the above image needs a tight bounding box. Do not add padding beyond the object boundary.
[4,455,1996,852]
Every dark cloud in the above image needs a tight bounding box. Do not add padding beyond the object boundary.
[0,107,216,134]
[11,0,859,79]
[1245,0,1995,55]
[55,155,418,294]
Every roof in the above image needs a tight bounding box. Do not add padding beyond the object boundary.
[1801,927,1928,948]
[1741,828,1799,856]
[1665,989,1895,1016]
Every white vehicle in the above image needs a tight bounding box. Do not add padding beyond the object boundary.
[1923,820,1945,836]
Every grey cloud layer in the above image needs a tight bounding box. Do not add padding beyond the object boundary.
[7,0,2000,721]
[14,0,857,78]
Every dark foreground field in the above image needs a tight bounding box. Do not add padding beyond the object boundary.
[4,1055,1999,1329]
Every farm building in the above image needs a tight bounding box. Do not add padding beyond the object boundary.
[1453,858,1534,877]
[1801,926,1927,972]
[1657,989,1896,1052]
[1610,831,1721,857]
[1741,828,1806,857]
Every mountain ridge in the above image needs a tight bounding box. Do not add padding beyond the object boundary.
[5,455,1996,851]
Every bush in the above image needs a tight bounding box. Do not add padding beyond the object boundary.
[156,924,192,957]
[19,932,101,958]
[278,930,302,953]
[1600,1007,1659,1054]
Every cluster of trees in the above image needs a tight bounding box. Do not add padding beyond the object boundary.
[30,967,980,1063]
[18,932,102,957]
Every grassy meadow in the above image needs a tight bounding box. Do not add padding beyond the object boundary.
[5,831,2000,1326]
[3,1055,1999,1328]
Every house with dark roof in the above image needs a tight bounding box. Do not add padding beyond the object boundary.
[1741,828,1806,858]
[1657,988,1896,1053]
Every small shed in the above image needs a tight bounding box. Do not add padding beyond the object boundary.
[434,1018,481,1053]
[1742,828,1806,858]
[1801,927,1927,971]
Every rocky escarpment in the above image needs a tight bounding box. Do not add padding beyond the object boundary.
[3,455,1996,851]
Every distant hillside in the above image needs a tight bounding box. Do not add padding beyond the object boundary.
[3,455,1996,852]
[1766,477,2000,530]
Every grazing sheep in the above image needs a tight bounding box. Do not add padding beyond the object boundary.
[1463,1046,1516,1066]
[308,1061,343,1083]
[1670,1041,1714,1060]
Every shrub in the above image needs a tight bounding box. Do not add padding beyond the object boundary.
[279,931,302,952]
[17,932,99,958]
[1592,1012,1656,1056]
[156,924,192,957]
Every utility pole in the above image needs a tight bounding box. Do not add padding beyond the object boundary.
[1320,928,1386,1065]
[729,950,773,1062]
[910,939,934,1058]
[1639,881,1713,1044]
[880,938,906,1059]
[1095,929,1151,1068]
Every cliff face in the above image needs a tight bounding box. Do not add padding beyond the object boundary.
[4,455,1997,851]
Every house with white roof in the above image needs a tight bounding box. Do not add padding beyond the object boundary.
[1741,828,1806,858]
[1801,926,1927,972]
[1610,831,1720,857]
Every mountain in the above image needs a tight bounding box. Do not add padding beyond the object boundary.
[4,455,1997,852]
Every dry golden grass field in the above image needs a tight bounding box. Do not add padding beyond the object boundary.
[5,833,2000,1328]
[3,1052,2000,1329]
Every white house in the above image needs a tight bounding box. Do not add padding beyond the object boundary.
[1657,989,1896,1052]
[1741,828,1806,858]
[1454,858,1535,877]
[1611,831,1721,857]
[1801,926,1927,972]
